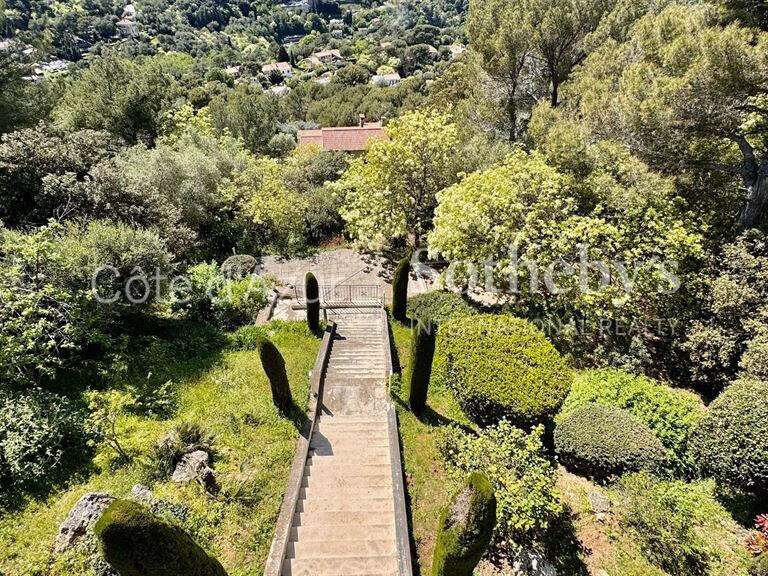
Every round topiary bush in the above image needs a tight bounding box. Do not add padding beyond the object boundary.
[220,254,257,279]
[432,472,497,576]
[554,404,669,480]
[94,499,228,576]
[691,378,768,496]
[433,315,572,427]
[406,291,477,328]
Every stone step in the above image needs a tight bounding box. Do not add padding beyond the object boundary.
[289,523,395,542]
[296,497,394,513]
[309,445,390,457]
[316,416,389,425]
[303,465,391,479]
[299,484,393,501]
[301,474,392,490]
[287,538,397,559]
[308,451,391,463]
[281,556,398,576]
[293,510,395,527]
[309,437,390,451]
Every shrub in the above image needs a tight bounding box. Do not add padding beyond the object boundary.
[305,272,320,333]
[440,421,562,549]
[615,472,723,575]
[94,500,227,576]
[409,324,436,416]
[555,404,668,480]
[144,422,216,483]
[258,337,293,415]
[558,368,704,475]
[214,276,268,329]
[392,254,410,322]
[434,315,572,427]
[691,377,768,496]
[230,325,268,351]
[406,291,477,328]
[220,255,257,279]
[751,554,768,576]
[432,472,497,576]
[0,389,89,490]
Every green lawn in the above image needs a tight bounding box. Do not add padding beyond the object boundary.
[0,321,320,576]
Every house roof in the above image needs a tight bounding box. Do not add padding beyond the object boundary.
[262,62,293,73]
[297,125,388,152]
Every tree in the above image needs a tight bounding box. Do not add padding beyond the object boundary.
[336,110,461,250]
[562,4,768,231]
[408,323,435,417]
[208,84,279,154]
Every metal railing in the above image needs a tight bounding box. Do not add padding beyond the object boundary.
[294,284,384,308]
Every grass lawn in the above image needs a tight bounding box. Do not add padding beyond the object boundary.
[0,321,320,576]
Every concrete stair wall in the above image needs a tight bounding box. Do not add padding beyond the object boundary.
[280,313,400,576]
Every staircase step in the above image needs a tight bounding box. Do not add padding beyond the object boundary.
[293,510,395,527]
[290,523,395,542]
[287,538,397,559]
[299,484,393,500]
[296,497,394,513]
[281,556,398,576]
[301,474,392,489]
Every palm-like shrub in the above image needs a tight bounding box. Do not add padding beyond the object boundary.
[555,404,668,480]
[95,500,227,576]
[434,315,572,427]
[432,472,496,576]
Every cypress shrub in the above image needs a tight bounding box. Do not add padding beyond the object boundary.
[433,315,572,427]
[555,404,668,481]
[258,338,293,415]
[691,377,768,496]
[432,472,496,576]
[392,254,410,322]
[305,272,320,333]
[408,323,436,416]
[94,500,228,576]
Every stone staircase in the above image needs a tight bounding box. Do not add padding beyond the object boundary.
[280,313,402,576]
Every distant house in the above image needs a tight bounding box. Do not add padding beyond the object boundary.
[448,44,466,58]
[371,73,401,87]
[297,114,388,153]
[224,65,242,77]
[314,49,343,63]
[262,62,293,78]
[270,85,292,97]
[314,72,334,85]
[427,45,439,55]
[117,3,138,38]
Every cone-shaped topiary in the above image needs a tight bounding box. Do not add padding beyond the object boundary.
[409,322,436,416]
[258,337,293,415]
[305,272,320,333]
[94,499,228,576]
[432,472,496,576]
[392,254,410,322]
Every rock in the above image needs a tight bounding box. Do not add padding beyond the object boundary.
[512,548,557,576]
[53,492,115,553]
[589,492,611,514]
[130,484,153,504]
[172,450,217,492]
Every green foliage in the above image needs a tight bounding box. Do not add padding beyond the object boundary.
[85,390,134,462]
[0,389,89,492]
[616,472,730,576]
[208,85,279,154]
[558,369,705,475]
[555,404,669,480]
[441,421,562,549]
[409,324,436,416]
[94,499,228,576]
[258,338,293,415]
[432,472,496,576]
[434,314,572,427]
[230,325,268,351]
[305,272,320,333]
[751,554,768,576]
[691,378,768,496]
[144,422,216,484]
[392,255,411,322]
[683,231,768,395]
[220,255,257,279]
[406,291,477,327]
[336,110,462,250]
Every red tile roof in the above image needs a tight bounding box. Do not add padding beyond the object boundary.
[298,125,388,152]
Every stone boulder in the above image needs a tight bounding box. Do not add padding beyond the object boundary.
[172,450,217,492]
[53,492,115,553]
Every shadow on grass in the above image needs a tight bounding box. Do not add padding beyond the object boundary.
[542,505,590,576]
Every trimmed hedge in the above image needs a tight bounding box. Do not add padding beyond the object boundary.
[392,254,410,322]
[432,472,496,576]
[558,368,704,475]
[691,378,768,496]
[258,337,293,415]
[305,272,320,333]
[433,315,572,427]
[406,291,477,327]
[95,500,227,576]
[555,404,668,480]
[408,323,436,416]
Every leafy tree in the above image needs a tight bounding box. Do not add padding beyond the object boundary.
[208,84,279,154]
[336,110,461,250]
[562,4,768,231]
[54,52,178,145]
[85,390,134,462]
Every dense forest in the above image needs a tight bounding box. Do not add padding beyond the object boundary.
[1,0,768,575]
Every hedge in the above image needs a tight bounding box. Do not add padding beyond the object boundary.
[406,291,477,328]
[433,315,572,427]
[558,368,704,475]
[555,404,668,480]
[95,500,227,576]
[691,377,768,495]
[432,472,496,576]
